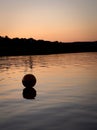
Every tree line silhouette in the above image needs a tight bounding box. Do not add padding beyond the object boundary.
[0,36,97,56]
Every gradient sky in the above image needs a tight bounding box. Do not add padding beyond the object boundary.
[0,0,97,42]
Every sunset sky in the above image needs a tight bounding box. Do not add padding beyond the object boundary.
[0,0,97,42]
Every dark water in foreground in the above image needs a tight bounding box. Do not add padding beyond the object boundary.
[0,52,97,130]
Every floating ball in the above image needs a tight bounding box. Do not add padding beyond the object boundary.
[22,74,36,88]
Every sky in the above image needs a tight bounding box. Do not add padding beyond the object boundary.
[0,0,97,42]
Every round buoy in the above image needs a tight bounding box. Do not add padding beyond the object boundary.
[22,74,36,88]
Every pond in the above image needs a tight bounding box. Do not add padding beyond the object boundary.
[0,52,97,130]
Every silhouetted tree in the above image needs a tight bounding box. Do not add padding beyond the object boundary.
[0,36,97,56]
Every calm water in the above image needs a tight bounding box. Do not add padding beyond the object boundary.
[0,52,97,130]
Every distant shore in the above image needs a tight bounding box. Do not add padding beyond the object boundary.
[0,36,97,56]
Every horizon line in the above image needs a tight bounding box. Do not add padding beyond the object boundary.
[0,35,97,43]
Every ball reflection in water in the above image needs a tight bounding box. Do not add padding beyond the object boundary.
[22,74,36,88]
[23,88,36,99]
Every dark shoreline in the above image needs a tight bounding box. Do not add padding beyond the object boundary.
[0,36,97,56]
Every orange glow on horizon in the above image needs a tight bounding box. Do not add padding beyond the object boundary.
[0,0,97,42]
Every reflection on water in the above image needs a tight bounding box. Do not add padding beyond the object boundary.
[23,88,37,99]
[0,52,97,130]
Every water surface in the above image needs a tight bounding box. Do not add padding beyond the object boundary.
[0,52,97,130]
